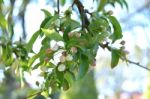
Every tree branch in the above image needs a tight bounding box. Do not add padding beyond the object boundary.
[57,0,60,14]
[73,0,90,30]
[126,59,150,71]
[99,42,150,71]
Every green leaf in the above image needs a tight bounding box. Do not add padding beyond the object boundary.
[0,0,3,4]
[89,17,109,34]
[60,0,66,6]
[39,15,58,37]
[111,49,120,68]
[122,0,128,10]
[64,71,75,86]
[1,45,7,61]
[28,48,45,67]
[62,19,80,30]
[109,16,123,43]
[55,68,64,83]
[63,25,71,42]
[28,54,39,67]
[0,14,7,29]
[32,62,43,69]
[62,78,69,91]
[97,0,107,11]
[41,9,52,17]
[5,54,14,66]
[41,28,63,41]
[26,31,39,52]
[8,24,14,40]
[78,54,89,79]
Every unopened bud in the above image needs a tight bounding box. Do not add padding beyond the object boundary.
[91,59,96,67]
[66,54,73,61]
[120,40,125,45]
[108,10,113,15]
[44,57,49,63]
[45,48,53,54]
[59,55,66,63]
[58,64,66,72]
[121,46,125,50]
[124,50,129,55]
[52,44,59,51]
[70,47,78,54]
[75,32,81,38]
[68,32,74,38]
[62,51,67,56]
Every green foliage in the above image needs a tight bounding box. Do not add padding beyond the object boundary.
[109,16,123,43]
[0,14,7,29]
[26,31,40,52]
[0,0,129,98]
[111,49,121,68]
[60,71,98,99]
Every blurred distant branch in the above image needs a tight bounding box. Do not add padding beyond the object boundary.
[19,0,30,40]
[120,0,150,22]
[57,0,60,14]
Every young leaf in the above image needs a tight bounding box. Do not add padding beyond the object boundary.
[97,0,107,11]
[26,31,39,52]
[60,0,66,6]
[111,49,120,68]
[41,9,52,17]
[41,28,63,41]
[64,71,75,86]
[122,0,129,10]
[78,54,89,79]
[109,16,123,43]
[0,14,7,29]
[28,54,39,67]
[62,19,80,30]
[63,25,71,42]
[62,78,69,90]
[40,15,58,36]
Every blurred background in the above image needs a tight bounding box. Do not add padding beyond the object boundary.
[0,0,150,99]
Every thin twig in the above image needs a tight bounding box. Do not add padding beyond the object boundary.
[126,59,150,71]
[99,42,150,71]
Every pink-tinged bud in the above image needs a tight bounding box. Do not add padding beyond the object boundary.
[68,32,74,38]
[66,54,73,61]
[91,59,96,67]
[45,48,53,54]
[52,44,59,51]
[58,64,66,72]
[44,57,49,63]
[59,55,66,63]
[70,47,78,54]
